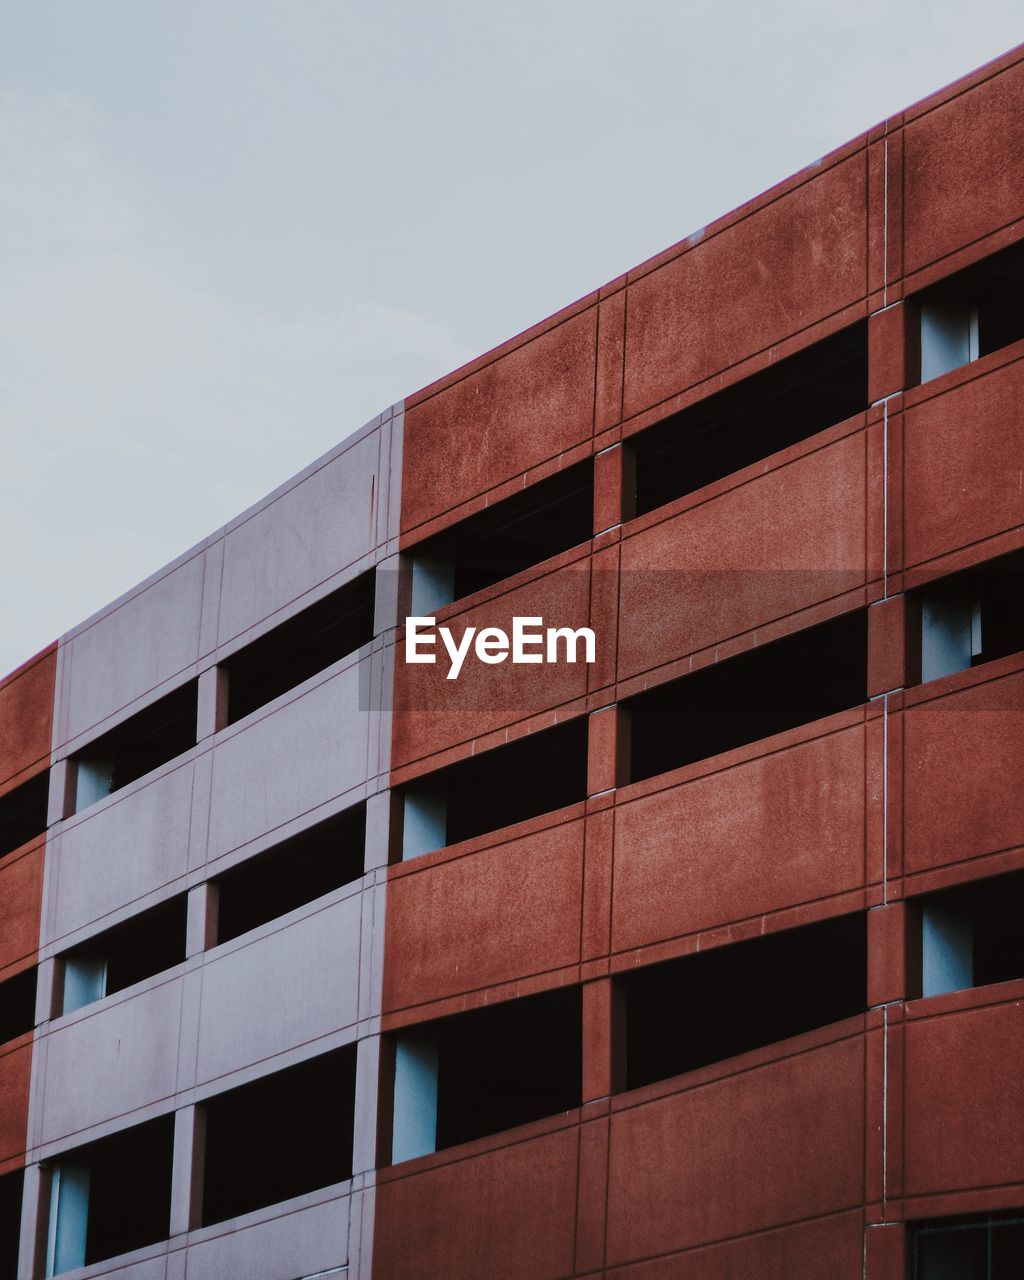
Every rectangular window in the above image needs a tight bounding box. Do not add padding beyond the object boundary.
[911,868,1024,999]
[212,803,366,945]
[406,461,593,614]
[70,681,198,813]
[0,1168,23,1278]
[625,608,867,784]
[59,895,187,1016]
[0,966,36,1045]
[399,717,588,859]
[0,770,49,859]
[389,985,582,1162]
[621,912,867,1091]
[911,547,1024,686]
[632,321,868,518]
[916,239,1024,384]
[222,570,376,725]
[911,1212,1024,1279]
[46,1114,174,1274]
[200,1047,356,1226]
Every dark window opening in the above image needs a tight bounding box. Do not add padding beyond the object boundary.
[401,717,588,856]
[432,985,582,1151]
[632,321,868,517]
[0,1168,23,1278]
[916,239,1024,385]
[223,570,376,725]
[912,547,1024,685]
[410,461,593,605]
[912,868,1024,1000]
[55,1113,174,1268]
[60,895,187,1016]
[72,681,198,812]
[622,912,867,1091]
[626,608,867,784]
[0,967,36,1045]
[911,1211,1024,1279]
[201,1046,356,1226]
[213,804,366,945]
[0,770,49,860]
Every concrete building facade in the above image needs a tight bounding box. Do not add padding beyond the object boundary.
[1,42,1023,1280]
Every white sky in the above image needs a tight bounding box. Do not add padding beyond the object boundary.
[2,1,1022,675]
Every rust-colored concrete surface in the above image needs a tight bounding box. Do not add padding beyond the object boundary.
[903,351,1024,569]
[607,1210,864,1280]
[867,302,910,403]
[903,991,1024,1198]
[622,154,867,418]
[392,559,592,767]
[902,662,1024,876]
[605,1034,865,1265]
[383,819,584,1013]
[0,1037,32,1170]
[0,839,44,979]
[401,308,597,535]
[903,56,1024,276]
[611,721,870,953]
[617,427,874,680]
[373,1126,579,1280]
[0,644,55,795]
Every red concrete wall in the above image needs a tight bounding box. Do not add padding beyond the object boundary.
[392,558,592,768]
[617,421,879,682]
[402,308,598,537]
[903,985,1024,1206]
[901,658,1024,882]
[0,646,55,799]
[384,42,1024,1280]
[383,817,585,1019]
[903,55,1024,281]
[622,152,868,418]
[0,1039,33,1175]
[0,644,54,1186]
[901,346,1024,572]
[374,1123,579,1280]
[611,713,876,954]
[0,839,45,985]
[605,1031,865,1266]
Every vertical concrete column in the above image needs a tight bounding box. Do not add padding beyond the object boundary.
[594,286,626,434]
[352,1037,381,1176]
[593,444,635,535]
[33,957,59,1025]
[196,666,227,741]
[865,1223,906,1278]
[867,596,908,697]
[868,302,916,403]
[867,903,910,1007]
[45,759,73,826]
[390,1031,438,1163]
[587,704,628,797]
[169,1105,204,1236]
[581,978,624,1103]
[185,882,217,958]
[17,1164,48,1280]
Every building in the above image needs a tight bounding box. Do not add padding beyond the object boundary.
[1,41,1023,1280]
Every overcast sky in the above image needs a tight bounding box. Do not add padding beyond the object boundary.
[1,2,1022,674]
